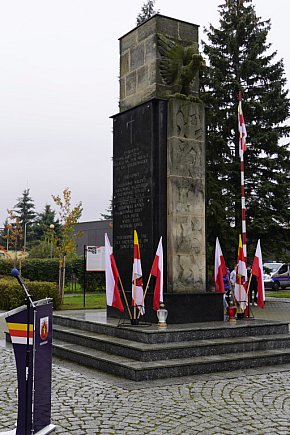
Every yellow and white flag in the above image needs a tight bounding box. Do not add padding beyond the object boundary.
[132,230,144,314]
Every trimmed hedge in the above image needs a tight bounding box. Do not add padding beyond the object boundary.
[0,279,61,311]
[0,258,105,292]
[0,259,14,277]
[21,259,59,282]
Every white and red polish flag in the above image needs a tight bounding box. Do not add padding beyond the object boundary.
[214,237,227,293]
[234,234,248,310]
[151,237,164,311]
[251,239,265,309]
[105,233,124,312]
[132,230,145,314]
[238,100,247,159]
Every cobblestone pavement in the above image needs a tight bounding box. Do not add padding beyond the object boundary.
[2,345,290,434]
[1,299,290,434]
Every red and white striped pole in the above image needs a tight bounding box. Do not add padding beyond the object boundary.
[238,92,250,317]
[238,93,247,260]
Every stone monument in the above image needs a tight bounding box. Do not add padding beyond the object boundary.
[110,14,223,323]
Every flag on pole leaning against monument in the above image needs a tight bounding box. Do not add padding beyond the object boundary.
[251,239,265,309]
[132,230,145,314]
[214,237,227,293]
[234,234,248,310]
[151,237,164,311]
[104,233,124,312]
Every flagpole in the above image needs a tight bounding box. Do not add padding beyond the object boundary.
[238,94,251,318]
[239,275,242,310]
[137,274,152,320]
[246,272,253,299]
[133,273,136,320]
[238,91,247,260]
[118,277,132,320]
[226,275,237,306]
[240,150,247,260]
[244,273,253,318]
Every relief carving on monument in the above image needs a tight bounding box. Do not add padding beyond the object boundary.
[168,137,204,179]
[169,101,204,141]
[168,177,205,215]
[188,107,203,142]
[174,216,203,255]
[157,33,205,99]
[174,254,205,291]
[167,99,206,293]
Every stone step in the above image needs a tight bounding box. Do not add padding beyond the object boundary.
[53,314,289,344]
[52,339,290,381]
[53,325,290,362]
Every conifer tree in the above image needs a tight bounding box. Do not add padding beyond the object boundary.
[136,0,158,26]
[201,0,290,264]
[13,188,36,248]
[0,219,9,250]
[100,198,113,220]
[32,204,60,241]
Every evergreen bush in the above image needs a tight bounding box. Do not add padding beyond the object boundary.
[0,259,14,277]
[0,279,61,310]
[0,257,105,292]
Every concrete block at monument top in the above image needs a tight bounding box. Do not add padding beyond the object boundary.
[119,15,199,112]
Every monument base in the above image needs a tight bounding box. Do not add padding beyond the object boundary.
[107,292,224,324]
[0,424,56,435]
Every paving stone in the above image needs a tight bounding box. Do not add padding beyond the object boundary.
[3,305,290,434]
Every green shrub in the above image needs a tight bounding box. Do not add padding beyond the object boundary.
[0,257,105,293]
[21,259,59,282]
[21,257,105,292]
[0,259,14,276]
[0,279,61,311]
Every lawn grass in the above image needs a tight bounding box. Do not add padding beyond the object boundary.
[267,291,290,298]
[59,293,106,310]
[64,283,82,293]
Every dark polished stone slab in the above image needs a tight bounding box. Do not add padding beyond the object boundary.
[53,313,290,380]
[53,325,290,363]
[112,98,167,293]
[107,291,224,324]
[53,314,289,344]
[53,315,290,381]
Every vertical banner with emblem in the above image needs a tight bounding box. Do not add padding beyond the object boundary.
[6,305,34,435]
[5,300,53,435]
[33,301,53,433]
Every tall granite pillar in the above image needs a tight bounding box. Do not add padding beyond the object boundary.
[111,14,223,323]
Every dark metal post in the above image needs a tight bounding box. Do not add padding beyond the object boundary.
[83,245,86,308]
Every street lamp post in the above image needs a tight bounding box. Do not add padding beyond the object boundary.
[6,227,9,251]
[49,224,55,258]
[23,222,27,253]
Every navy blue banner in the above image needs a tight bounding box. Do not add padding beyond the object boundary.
[6,300,53,435]
[6,305,34,435]
[33,302,53,433]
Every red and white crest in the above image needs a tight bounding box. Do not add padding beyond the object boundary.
[40,316,49,341]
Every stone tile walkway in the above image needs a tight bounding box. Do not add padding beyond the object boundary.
[1,299,290,434]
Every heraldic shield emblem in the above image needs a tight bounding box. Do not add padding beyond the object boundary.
[40,316,49,341]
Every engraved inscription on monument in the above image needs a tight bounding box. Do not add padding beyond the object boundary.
[112,100,167,289]
[114,147,150,247]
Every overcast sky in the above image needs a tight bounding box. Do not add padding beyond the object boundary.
[0,0,289,225]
